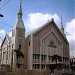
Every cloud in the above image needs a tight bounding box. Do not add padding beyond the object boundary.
[8,31,12,37]
[25,13,75,57]
[0,29,6,45]
[0,29,12,45]
[0,29,12,38]
[0,12,74,57]
[0,29,6,39]
[25,13,60,31]
[66,19,75,57]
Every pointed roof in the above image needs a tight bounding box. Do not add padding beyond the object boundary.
[13,19,25,29]
[1,34,11,46]
[17,0,22,20]
[26,18,54,36]
[26,18,68,43]
[13,0,25,29]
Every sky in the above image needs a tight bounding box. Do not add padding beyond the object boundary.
[0,0,75,57]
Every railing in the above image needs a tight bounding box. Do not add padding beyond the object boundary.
[33,59,40,63]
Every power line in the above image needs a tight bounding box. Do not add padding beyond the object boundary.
[0,22,12,32]
[0,22,13,27]
[0,22,13,33]
[0,26,11,32]
[0,0,11,9]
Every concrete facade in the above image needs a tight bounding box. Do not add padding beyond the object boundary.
[0,1,70,73]
[0,46,1,64]
[26,19,70,70]
[1,34,12,65]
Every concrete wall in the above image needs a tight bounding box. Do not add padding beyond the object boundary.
[0,69,75,75]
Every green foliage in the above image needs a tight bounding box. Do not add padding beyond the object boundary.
[14,49,24,59]
[52,54,62,63]
[14,48,24,68]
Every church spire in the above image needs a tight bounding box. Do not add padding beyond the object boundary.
[17,0,22,19]
[13,0,25,29]
[60,15,64,34]
[20,0,22,7]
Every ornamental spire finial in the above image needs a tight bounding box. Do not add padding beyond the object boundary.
[20,0,22,7]
[17,0,22,19]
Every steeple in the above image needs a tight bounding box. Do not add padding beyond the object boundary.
[17,0,22,19]
[13,0,25,29]
[12,0,26,70]
[60,15,64,34]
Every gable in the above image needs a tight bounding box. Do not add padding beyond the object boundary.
[32,19,69,53]
[1,34,11,47]
[32,18,68,44]
[33,21,62,53]
[41,29,62,48]
[1,37,8,47]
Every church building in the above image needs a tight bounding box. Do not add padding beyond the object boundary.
[0,1,70,71]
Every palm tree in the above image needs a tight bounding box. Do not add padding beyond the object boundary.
[52,54,62,69]
[14,46,24,68]
[52,54,62,64]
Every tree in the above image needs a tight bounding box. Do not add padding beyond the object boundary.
[52,54,62,69]
[52,54,62,63]
[14,46,24,68]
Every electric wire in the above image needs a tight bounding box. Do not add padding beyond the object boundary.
[0,26,11,32]
[0,22,13,27]
[0,0,11,9]
[0,21,13,33]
